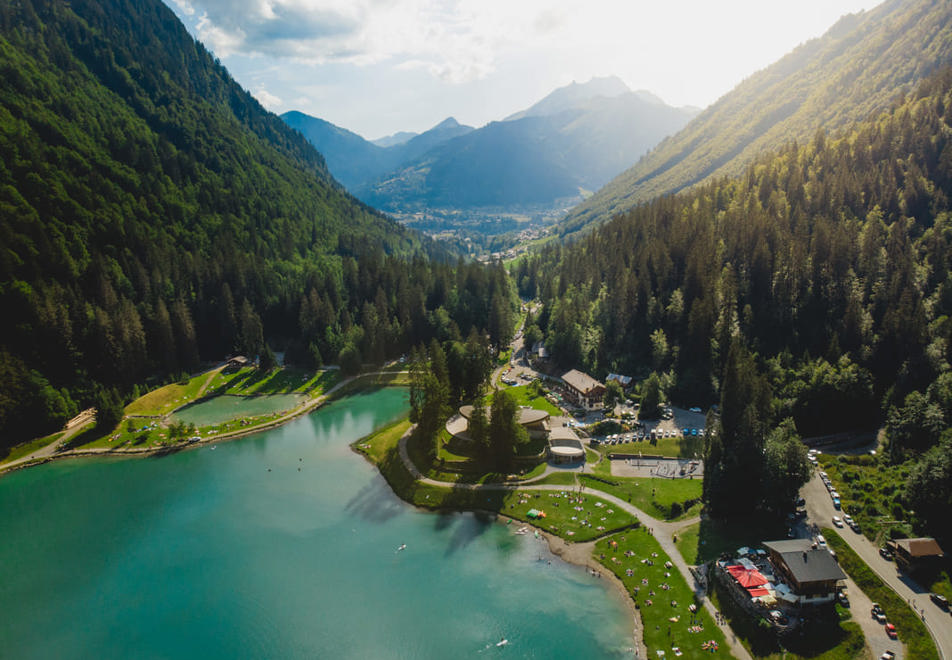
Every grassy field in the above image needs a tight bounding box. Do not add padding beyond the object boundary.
[594,435,693,458]
[208,366,339,398]
[356,420,637,542]
[708,574,867,660]
[825,528,939,660]
[125,371,213,416]
[578,474,702,522]
[671,514,789,565]
[489,383,562,416]
[594,531,727,659]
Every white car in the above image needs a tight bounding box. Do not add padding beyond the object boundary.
[832,516,843,527]
[843,514,854,526]
[816,534,827,547]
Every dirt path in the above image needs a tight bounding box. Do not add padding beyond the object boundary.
[396,426,752,660]
[0,420,95,472]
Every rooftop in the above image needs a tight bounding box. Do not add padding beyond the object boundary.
[458,405,549,426]
[893,537,945,558]
[561,369,603,394]
[764,540,846,584]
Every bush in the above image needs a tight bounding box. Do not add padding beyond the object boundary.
[670,501,683,517]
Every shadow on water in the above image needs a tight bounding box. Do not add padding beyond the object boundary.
[441,510,495,557]
[343,476,407,524]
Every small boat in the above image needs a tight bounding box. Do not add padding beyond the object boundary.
[396,544,407,552]
[496,638,508,647]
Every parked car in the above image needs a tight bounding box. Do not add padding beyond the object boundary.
[879,547,894,560]
[815,534,827,547]
[930,592,949,609]
[843,514,853,526]
[832,516,843,527]
[874,611,887,624]
[885,623,897,639]
[880,652,895,660]
[838,589,850,606]
[832,497,841,510]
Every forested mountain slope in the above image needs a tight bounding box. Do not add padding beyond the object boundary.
[522,67,952,421]
[519,68,952,535]
[559,0,952,238]
[0,0,514,449]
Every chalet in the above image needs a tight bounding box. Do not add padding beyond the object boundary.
[763,539,846,605]
[888,537,945,573]
[225,355,251,370]
[561,369,605,410]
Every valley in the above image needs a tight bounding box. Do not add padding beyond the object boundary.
[2,0,951,659]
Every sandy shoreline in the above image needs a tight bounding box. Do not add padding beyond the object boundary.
[504,516,647,658]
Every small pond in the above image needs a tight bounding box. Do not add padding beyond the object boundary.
[172,393,304,426]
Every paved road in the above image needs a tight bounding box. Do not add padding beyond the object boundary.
[802,472,950,660]
[397,427,753,660]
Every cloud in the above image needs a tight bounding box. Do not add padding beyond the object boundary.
[253,86,283,109]
[175,0,576,83]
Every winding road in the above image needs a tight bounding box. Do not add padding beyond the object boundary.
[801,472,951,660]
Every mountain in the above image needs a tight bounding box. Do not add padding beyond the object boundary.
[520,65,952,536]
[559,0,952,238]
[357,80,698,211]
[0,0,519,449]
[280,112,472,191]
[504,75,631,121]
[371,130,418,147]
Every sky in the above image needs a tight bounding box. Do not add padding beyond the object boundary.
[164,0,884,141]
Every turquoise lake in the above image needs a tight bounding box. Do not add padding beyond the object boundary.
[0,387,634,658]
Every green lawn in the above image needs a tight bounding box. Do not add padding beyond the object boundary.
[358,421,636,541]
[209,366,339,397]
[825,528,939,660]
[532,471,580,486]
[579,474,702,522]
[125,371,213,416]
[489,383,562,416]
[594,531,728,659]
[671,514,789,565]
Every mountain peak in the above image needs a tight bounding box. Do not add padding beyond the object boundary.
[505,75,632,121]
[433,117,461,130]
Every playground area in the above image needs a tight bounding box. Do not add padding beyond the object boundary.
[609,455,703,479]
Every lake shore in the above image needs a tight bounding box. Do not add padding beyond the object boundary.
[527,520,647,658]
[0,371,408,478]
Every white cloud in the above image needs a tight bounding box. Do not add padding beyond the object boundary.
[253,86,284,109]
[171,0,195,16]
[174,0,579,83]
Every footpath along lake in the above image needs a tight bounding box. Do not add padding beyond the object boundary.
[0,387,635,659]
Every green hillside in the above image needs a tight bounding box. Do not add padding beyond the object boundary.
[0,0,513,449]
[520,66,952,537]
[559,0,952,237]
